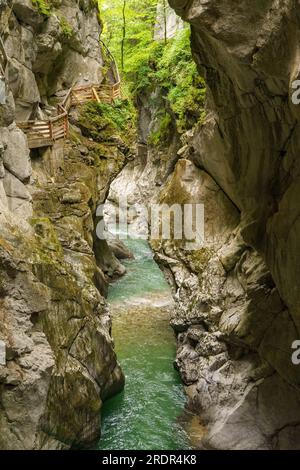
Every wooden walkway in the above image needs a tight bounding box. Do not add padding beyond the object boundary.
[1,32,121,149]
[16,81,121,149]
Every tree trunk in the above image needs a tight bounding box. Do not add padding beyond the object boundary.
[121,0,126,71]
[163,0,167,44]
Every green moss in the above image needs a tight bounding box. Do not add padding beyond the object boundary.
[159,172,191,206]
[29,217,64,261]
[68,127,82,145]
[59,16,74,39]
[77,99,136,144]
[126,28,206,137]
[155,29,206,133]
[31,0,52,16]
[185,248,214,274]
[148,112,172,147]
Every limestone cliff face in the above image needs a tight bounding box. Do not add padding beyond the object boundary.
[107,0,300,450]
[160,0,300,449]
[154,0,184,41]
[106,88,180,226]
[0,0,125,450]
[5,0,104,120]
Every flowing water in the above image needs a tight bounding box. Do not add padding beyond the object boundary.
[98,237,192,450]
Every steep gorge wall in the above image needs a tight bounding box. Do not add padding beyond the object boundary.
[107,0,300,450]
[0,0,125,450]
[5,0,104,120]
[163,0,300,449]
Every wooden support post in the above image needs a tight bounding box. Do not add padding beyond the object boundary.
[71,89,81,106]
[111,85,114,104]
[49,120,53,140]
[92,87,101,103]
[64,115,69,138]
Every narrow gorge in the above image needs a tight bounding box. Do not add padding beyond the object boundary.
[0,0,300,452]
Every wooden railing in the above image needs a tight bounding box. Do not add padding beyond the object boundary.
[70,82,121,105]
[16,112,70,149]
[1,32,122,150]
[16,82,122,149]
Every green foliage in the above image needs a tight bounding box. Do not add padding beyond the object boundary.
[100,0,157,70]
[95,100,135,131]
[31,0,52,16]
[98,1,206,137]
[148,112,172,147]
[78,99,136,143]
[155,29,206,132]
[59,17,74,38]
[129,28,206,134]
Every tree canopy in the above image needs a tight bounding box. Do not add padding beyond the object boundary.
[98,1,206,136]
[99,0,158,72]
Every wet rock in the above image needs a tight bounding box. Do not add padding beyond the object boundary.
[108,239,134,260]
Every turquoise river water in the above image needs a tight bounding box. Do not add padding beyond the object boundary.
[98,238,193,450]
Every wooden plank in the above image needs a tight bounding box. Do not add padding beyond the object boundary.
[52,127,64,136]
[74,91,94,97]
[65,115,69,138]
[53,133,65,141]
[52,121,64,129]
[26,125,51,131]
[25,126,50,132]
[27,133,51,139]
[61,88,72,109]
[25,132,51,138]
[17,120,48,127]
[71,90,81,103]
[51,125,63,133]
[73,87,93,93]
[28,139,53,149]
[51,113,67,124]
[92,87,101,103]
[72,84,94,91]
[52,121,65,129]
[24,124,49,130]
[0,36,8,72]
[52,127,64,135]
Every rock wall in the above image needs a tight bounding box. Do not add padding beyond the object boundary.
[105,87,180,231]
[5,0,104,120]
[160,0,300,449]
[107,0,300,449]
[154,0,184,41]
[2,0,300,451]
[0,0,125,450]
